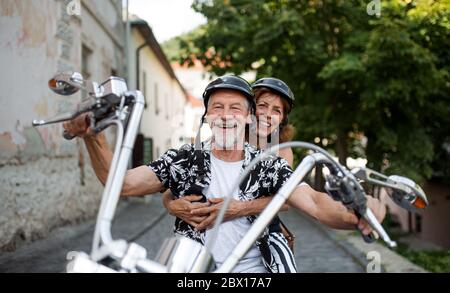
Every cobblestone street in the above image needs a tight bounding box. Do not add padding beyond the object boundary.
[0,194,370,273]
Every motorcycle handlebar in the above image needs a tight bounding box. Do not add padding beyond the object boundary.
[32,98,96,127]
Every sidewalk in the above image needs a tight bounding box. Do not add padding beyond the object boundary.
[0,195,425,273]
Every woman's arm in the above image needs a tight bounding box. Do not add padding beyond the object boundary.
[191,196,289,230]
[279,147,294,166]
[162,191,209,228]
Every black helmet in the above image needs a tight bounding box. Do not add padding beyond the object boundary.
[252,77,295,108]
[203,75,255,112]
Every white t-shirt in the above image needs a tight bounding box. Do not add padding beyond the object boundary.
[203,154,267,273]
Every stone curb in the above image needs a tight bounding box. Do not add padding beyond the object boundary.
[334,230,428,273]
[299,212,427,273]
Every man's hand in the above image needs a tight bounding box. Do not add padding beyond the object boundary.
[62,113,93,138]
[288,185,387,234]
[357,196,387,236]
[191,198,243,231]
[167,195,210,228]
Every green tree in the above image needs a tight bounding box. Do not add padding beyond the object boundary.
[178,0,449,183]
[162,28,205,62]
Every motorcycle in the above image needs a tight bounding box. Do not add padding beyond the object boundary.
[32,72,429,273]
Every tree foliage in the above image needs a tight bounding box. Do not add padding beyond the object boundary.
[176,0,449,183]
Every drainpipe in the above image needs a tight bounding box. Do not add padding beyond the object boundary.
[125,0,131,82]
[134,42,149,167]
[136,42,148,91]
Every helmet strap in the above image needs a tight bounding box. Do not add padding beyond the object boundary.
[194,113,206,150]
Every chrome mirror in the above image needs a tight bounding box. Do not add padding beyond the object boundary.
[48,71,85,96]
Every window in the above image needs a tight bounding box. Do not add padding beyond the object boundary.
[81,45,93,98]
[81,45,92,80]
[143,137,154,162]
[132,135,153,167]
[415,214,422,233]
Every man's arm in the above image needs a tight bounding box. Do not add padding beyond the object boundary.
[231,197,289,217]
[64,115,163,197]
[83,133,112,185]
[287,184,386,234]
[288,184,357,229]
[122,165,163,197]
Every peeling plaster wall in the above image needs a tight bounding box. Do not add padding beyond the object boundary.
[0,155,102,251]
[0,0,124,250]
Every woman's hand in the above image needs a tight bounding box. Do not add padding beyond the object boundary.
[167,195,210,228]
[191,198,244,231]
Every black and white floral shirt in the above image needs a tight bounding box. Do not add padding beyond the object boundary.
[148,141,297,273]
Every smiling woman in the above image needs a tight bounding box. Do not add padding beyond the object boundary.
[252,78,296,151]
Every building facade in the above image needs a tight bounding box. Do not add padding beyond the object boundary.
[128,18,188,164]
[0,0,125,250]
[172,61,211,144]
[383,182,450,249]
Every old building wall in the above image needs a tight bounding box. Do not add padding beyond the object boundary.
[0,0,125,251]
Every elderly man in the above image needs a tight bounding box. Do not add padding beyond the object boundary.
[63,75,385,273]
